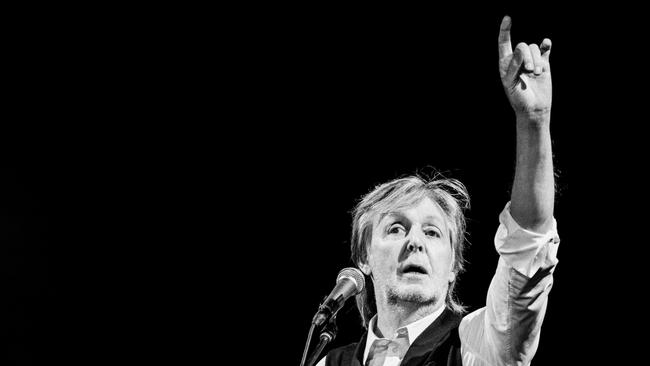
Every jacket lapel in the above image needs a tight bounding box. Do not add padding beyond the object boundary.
[400,308,462,366]
[349,332,367,366]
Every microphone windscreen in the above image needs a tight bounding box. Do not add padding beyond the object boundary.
[336,267,365,294]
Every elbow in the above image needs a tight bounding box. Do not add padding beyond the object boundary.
[516,216,554,233]
[510,206,554,233]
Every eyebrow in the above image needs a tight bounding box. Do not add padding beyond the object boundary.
[378,212,446,228]
[378,211,404,224]
[422,215,445,227]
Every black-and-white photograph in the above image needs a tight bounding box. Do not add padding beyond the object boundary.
[4,3,642,365]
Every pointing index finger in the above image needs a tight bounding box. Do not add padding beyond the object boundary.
[498,15,513,59]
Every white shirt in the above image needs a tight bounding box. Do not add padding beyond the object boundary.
[317,202,560,366]
[361,306,446,366]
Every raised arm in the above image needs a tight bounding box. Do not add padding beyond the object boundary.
[459,17,560,366]
[498,15,554,233]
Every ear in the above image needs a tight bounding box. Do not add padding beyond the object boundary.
[448,271,456,284]
[359,262,371,275]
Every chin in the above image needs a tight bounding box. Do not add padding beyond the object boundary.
[387,286,438,306]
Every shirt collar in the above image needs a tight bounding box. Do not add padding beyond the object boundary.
[363,305,446,363]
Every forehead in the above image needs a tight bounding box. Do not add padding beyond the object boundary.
[375,196,448,228]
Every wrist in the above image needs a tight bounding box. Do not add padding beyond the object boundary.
[515,110,551,129]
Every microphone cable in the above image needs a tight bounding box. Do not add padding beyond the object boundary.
[299,322,316,366]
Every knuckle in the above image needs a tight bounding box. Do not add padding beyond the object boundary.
[515,42,528,50]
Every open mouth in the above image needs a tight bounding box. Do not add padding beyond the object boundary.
[400,264,428,275]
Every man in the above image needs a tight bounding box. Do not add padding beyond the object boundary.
[316,15,559,366]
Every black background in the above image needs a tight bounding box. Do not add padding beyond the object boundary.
[4,3,644,365]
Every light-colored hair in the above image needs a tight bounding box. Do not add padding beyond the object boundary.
[351,174,470,328]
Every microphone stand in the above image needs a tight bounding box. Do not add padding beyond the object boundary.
[301,266,363,366]
[305,316,338,366]
[299,296,331,366]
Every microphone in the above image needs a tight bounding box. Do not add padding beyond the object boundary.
[312,267,365,327]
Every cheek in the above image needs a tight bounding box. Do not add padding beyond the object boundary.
[430,245,454,275]
[368,241,400,274]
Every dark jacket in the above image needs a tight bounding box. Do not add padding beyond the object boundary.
[324,308,463,366]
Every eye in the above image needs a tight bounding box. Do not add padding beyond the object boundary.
[387,223,406,236]
[424,228,441,238]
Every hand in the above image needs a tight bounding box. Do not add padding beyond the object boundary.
[498,16,552,119]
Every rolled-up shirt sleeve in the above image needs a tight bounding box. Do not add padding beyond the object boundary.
[459,202,560,366]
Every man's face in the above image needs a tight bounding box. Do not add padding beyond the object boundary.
[364,197,455,308]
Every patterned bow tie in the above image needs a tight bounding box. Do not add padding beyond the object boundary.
[366,328,410,366]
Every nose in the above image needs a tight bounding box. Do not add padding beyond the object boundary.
[406,233,425,253]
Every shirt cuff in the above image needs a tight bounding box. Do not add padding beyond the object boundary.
[494,202,560,278]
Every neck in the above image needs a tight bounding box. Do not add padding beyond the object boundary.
[374,299,443,339]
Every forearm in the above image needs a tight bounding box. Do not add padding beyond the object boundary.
[459,198,560,365]
[510,113,554,233]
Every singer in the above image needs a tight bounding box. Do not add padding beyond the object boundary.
[316,16,559,366]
